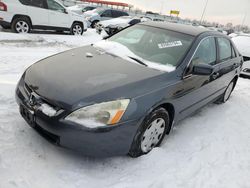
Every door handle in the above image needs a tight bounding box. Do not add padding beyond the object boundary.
[212,72,219,79]
[233,63,238,68]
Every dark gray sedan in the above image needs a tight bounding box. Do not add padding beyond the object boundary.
[16,22,242,157]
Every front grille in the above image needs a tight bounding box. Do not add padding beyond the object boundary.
[23,82,60,110]
[34,124,60,145]
[24,83,32,95]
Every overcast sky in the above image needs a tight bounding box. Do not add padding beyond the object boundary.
[114,0,250,26]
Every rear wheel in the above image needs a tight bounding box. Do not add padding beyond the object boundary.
[129,108,170,158]
[216,79,236,103]
[70,23,83,35]
[11,17,31,33]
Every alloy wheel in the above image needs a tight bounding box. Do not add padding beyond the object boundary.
[72,25,82,35]
[15,21,29,33]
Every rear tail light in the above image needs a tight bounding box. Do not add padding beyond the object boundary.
[0,2,7,11]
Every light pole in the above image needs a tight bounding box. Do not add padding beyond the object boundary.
[241,0,250,28]
[200,0,209,24]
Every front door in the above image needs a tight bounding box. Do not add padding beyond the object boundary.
[174,37,222,120]
[46,0,70,28]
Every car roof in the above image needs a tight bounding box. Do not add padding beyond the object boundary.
[139,21,213,36]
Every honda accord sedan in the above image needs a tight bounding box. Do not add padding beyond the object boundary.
[16,22,242,157]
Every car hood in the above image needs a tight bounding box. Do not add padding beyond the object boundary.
[24,46,166,110]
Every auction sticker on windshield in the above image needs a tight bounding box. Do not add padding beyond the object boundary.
[158,41,183,49]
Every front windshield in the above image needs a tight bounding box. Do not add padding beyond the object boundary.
[107,24,194,69]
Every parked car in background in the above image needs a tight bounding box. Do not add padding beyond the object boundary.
[207,26,228,35]
[84,8,129,28]
[232,35,250,77]
[68,4,97,14]
[16,22,242,157]
[96,16,141,35]
[144,16,165,22]
[0,0,87,35]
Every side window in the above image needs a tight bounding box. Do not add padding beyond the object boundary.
[111,10,120,18]
[101,10,112,17]
[122,12,129,16]
[218,38,232,61]
[47,0,65,13]
[192,37,217,66]
[19,0,45,8]
[19,0,29,5]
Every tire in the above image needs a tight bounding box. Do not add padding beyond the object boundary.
[216,79,236,104]
[129,108,170,158]
[91,20,99,28]
[11,17,31,33]
[70,22,83,35]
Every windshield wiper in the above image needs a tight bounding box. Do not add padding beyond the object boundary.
[128,56,148,67]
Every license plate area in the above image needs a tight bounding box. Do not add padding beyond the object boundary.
[20,104,35,127]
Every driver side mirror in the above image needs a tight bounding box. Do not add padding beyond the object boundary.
[64,9,68,14]
[192,63,214,76]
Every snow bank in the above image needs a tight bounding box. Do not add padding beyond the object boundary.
[0,29,102,47]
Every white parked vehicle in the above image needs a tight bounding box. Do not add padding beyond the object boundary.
[0,0,87,35]
[96,16,141,35]
[84,8,129,28]
[67,4,97,14]
[232,35,250,77]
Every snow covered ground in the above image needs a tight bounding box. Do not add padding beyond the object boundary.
[0,30,250,188]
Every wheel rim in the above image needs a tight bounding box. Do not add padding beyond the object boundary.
[16,21,29,33]
[141,118,166,153]
[224,82,234,102]
[73,25,82,35]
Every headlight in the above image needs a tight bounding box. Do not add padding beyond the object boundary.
[65,99,130,128]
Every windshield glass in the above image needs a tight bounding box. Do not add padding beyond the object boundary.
[106,24,194,71]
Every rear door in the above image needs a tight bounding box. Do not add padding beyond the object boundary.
[46,0,70,28]
[22,0,49,25]
[216,37,241,88]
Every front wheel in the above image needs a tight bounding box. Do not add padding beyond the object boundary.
[11,17,31,33]
[129,108,170,158]
[91,20,99,28]
[70,23,83,35]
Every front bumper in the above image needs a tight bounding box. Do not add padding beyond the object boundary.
[15,79,140,157]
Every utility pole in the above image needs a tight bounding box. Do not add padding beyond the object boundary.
[200,0,209,25]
